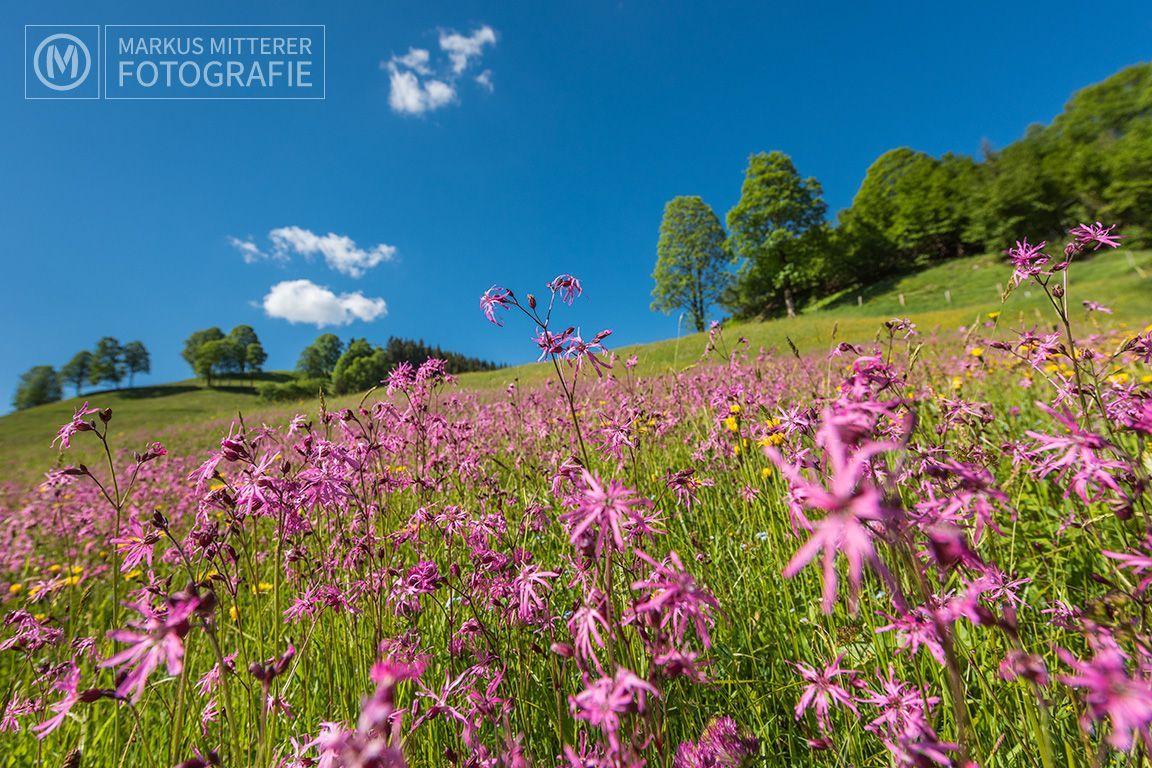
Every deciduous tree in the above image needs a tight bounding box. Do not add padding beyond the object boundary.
[122,341,150,388]
[13,366,61,410]
[297,333,344,378]
[651,196,731,332]
[59,351,93,397]
[88,337,125,390]
[182,328,225,373]
[726,151,828,318]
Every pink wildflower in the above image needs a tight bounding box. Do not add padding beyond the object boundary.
[792,655,859,733]
[100,596,200,703]
[1059,641,1152,751]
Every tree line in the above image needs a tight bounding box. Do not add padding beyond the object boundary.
[258,333,500,401]
[13,338,150,410]
[11,323,498,412]
[653,62,1152,328]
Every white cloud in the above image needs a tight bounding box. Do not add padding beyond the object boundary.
[384,25,496,116]
[262,279,387,327]
[393,47,432,75]
[439,26,496,75]
[232,226,394,278]
[269,226,396,278]
[228,236,267,263]
[387,66,456,115]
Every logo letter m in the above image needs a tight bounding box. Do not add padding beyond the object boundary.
[46,44,78,79]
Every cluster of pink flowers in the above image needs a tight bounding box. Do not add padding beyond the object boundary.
[774,224,1152,764]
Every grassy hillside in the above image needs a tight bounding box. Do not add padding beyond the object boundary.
[3,249,1147,482]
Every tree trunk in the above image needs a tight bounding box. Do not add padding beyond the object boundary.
[784,286,796,318]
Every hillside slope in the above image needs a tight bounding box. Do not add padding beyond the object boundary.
[3,250,1147,482]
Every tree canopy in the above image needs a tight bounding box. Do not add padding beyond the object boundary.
[13,366,61,410]
[297,333,344,378]
[725,151,828,319]
[88,337,126,389]
[651,196,731,332]
[123,341,151,387]
[59,351,93,397]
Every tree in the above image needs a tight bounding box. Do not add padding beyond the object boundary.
[726,151,828,318]
[182,328,225,373]
[122,341,150,387]
[651,196,732,332]
[297,333,344,378]
[59,351,93,397]
[13,366,62,410]
[245,342,268,383]
[193,339,238,387]
[88,337,125,390]
[1101,117,1152,243]
[227,326,260,373]
[838,149,980,280]
[968,127,1068,249]
[1048,62,1152,229]
[331,339,389,395]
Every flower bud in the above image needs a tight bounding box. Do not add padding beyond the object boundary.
[272,643,296,677]
[78,687,116,703]
[1110,497,1134,521]
[99,408,113,424]
[196,589,218,617]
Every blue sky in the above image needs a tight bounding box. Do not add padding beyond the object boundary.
[3,1,1150,410]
